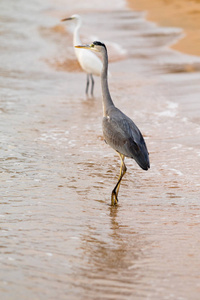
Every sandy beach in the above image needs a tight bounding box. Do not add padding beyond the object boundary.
[128,0,200,56]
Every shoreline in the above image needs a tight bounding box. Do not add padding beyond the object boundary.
[127,0,200,57]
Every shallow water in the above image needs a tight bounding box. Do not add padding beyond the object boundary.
[1,0,200,299]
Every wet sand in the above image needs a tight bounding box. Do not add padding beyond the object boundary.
[1,0,200,299]
[128,0,200,56]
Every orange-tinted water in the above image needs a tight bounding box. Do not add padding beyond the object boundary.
[1,0,200,299]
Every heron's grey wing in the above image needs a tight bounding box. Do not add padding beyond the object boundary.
[102,113,141,157]
[102,109,150,170]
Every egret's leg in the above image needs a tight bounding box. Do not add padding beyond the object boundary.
[111,154,126,206]
[90,74,95,96]
[86,74,89,95]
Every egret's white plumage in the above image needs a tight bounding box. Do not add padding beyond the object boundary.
[61,14,102,96]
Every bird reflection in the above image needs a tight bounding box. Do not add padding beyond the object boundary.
[73,206,147,298]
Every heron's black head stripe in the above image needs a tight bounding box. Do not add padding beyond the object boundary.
[93,41,106,48]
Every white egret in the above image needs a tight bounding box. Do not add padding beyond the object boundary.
[75,41,150,206]
[61,14,102,96]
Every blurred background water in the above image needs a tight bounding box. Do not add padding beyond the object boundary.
[1,0,200,299]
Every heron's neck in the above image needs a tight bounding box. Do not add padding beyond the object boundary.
[101,48,114,116]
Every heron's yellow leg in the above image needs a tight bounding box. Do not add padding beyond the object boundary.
[116,154,126,197]
[111,154,127,206]
[111,193,117,206]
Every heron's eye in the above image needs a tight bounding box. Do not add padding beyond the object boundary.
[90,44,94,48]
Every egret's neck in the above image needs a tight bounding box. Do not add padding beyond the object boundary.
[101,48,114,116]
[73,20,82,46]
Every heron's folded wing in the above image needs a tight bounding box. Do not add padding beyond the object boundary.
[102,115,140,156]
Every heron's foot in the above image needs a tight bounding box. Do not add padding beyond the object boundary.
[111,190,118,206]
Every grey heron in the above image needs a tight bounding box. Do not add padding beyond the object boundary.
[75,41,150,205]
[61,15,102,96]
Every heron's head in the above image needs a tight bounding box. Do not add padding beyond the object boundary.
[75,41,106,53]
[61,14,80,23]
